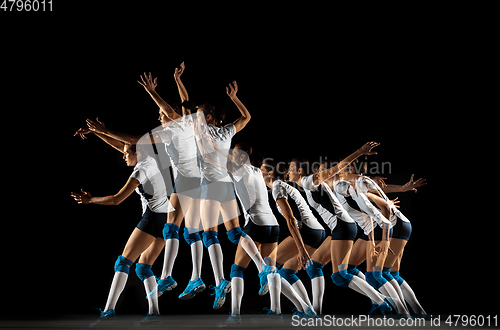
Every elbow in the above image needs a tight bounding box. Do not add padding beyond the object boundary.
[110,196,123,206]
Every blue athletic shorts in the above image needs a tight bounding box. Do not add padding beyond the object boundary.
[356,225,393,241]
[201,178,236,203]
[330,220,357,241]
[136,207,168,238]
[242,221,279,244]
[300,225,326,249]
[172,173,201,199]
[391,219,412,240]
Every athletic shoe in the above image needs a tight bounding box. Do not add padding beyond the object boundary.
[368,301,392,315]
[258,265,275,296]
[99,309,116,320]
[218,314,241,327]
[134,313,160,326]
[210,279,231,310]
[303,306,318,318]
[178,278,206,300]
[147,276,177,298]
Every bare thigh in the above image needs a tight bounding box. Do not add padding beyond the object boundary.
[220,199,240,231]
[330,240,353,273]
[261,242,278,266]
[138,237,166,265]
[349,238,367,266]
[121,228,157,262]
[383,238,407,269]
[272,237,299,266]
[283,245,317,271]
[234,241,262,268]
[310,237,331,266]
[200,199,221,231]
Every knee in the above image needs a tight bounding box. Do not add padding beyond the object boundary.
[226,227,247,245]
[372,270,388,286]
[279,268,299,285]
[347,264,361,276]
[305,260,324,279]
[382,267,394,282]
[202,230,219,248]
[390,271,405,285]
[183,227,201,245]
[331,272,351,288]
[163,223,180,240]
[365,271,383,289]
[135,263,154,281]
[230,264,247,280]
[114,255,133,274]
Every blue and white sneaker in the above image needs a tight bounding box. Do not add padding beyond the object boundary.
[134,313,160,326]
[147,276,177,298]
[178,278,206,300]
[368,301,392,315]
[99,309,116,320]
[258,265,275,296]
[210,279,231,310]
[218,314,241,327]
[292,307,318,319]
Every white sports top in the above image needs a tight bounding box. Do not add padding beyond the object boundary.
[195,122,236,183]
[301,175,354,232]
[130,155,171,214]
[231,163,278,226]
[271,180,324,230]
[155,114,202,179]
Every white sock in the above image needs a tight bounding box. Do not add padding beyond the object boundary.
[311,276,325,315]
[208,243,224,286]
[348,276,385,305]
[280,277,307,311]
[143,276,159,315]
[161,238,179,279]
[231,277,244,316]
[239,235,264,272]
[292,280,312,307]
[190,240,203,280]
[268,272,281,314]
[379,282,410,316]
[104,271,128,312]
[400,281,426,315]
[387,279,407,311]
[356,271,366,280]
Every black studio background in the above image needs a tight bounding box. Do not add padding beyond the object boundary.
[1,3,498,319]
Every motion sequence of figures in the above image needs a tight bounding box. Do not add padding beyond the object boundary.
[71,62,428,326]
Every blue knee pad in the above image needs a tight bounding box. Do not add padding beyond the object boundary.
[202,231,219,248]
[365,271,383,290]
[279,268,299,285]
[382,267,395,282]
[226,227,247,245]
[163,223,179,240]
[135,263,154,282]
[390,271,405,285]
[230,264,247,280]
[305,260,324,279]
[331,272,351,288]
[114,255,133,274]
[372,270,388,287]
[183,227,201,245]
[348,264,361,276]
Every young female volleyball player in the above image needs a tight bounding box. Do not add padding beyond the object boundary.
[72,122,170,319]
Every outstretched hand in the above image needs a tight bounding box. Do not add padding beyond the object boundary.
[74,127,91,140]
[174,61,185,79]
[402,174,427,193]
[71,189,92,204]
[86,117,106,134]
[226,81,238,99]
[359,141,380,155]
[137,72,158,93]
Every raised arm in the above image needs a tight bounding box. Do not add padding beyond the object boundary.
[74,118,125,153]
[227,81,251,133]
[315,141,380,185]
[86,118,161,146]
[138,72,181,120]
[71,177,139,206]
[383,174,427,193]
[173,62,190,115]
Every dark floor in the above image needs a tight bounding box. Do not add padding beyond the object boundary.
[0,314,494,330]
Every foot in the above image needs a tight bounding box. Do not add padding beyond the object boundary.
[99,309,116,320]
[134,313,160,326]
[258,265,275,296]
[178,278,206,300]
[218,314,241,327]
[147,276,177,298]
[210,279,231,310]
